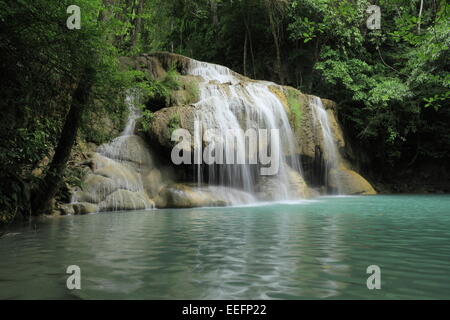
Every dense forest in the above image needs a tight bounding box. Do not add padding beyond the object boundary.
[0,0,449,224]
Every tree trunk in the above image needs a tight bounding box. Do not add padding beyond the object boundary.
[31,68,95,215]
[418,0,424,34]
[211,0,219,27]
[244,20,256,79]
[243,32,248,76]
[130,0,144,49]
[265,0,283,84]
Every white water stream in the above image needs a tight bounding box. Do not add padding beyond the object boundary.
[187,60,302,200]
[310,96,342,194]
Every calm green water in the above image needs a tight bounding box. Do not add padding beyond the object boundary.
[1,195,450,300]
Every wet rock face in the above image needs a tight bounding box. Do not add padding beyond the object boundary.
[154,184,256,209]
[275,88,345,160]
[73,153,146,202]
[329,167,377,195]
[142,52,376,199]
[145,80,344,166]
[99,189,154,212]
[256,167,316,200]
[72,135,157,212]
[97,135,153,169]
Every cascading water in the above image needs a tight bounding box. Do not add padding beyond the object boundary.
[71,90,155,211]
[310,96,342,194]
[69,53,377,213]
[122,94,141,136]
[186,60,303,200]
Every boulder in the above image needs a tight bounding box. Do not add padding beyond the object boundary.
[60,204,75,216]
[73,202,99,215]
[146,105,197,151]
[155,184,229,208]
[329,167,377,195]
[203,186,256,205]
[276,87,345,160]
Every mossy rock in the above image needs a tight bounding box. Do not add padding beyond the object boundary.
[146,105,197,151]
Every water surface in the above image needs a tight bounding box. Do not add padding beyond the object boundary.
[1,195,450,299]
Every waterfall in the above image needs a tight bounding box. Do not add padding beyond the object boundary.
[310,96,342,194]
[69,54,378,213]
[185,60,303,200]
[122,93,141,136]
[71,90,155,212]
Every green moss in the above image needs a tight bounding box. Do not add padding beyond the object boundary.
[185,81,200,103]
[168,113,181,137]
[286,88,303,129]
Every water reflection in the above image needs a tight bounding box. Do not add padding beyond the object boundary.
[1,195,450,299]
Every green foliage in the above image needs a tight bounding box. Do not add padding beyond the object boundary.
[140,109,155,132]
[305,0,449,168]
[0,173,29,224]
[162,68,182,91]
[0,0,148,221]
[168,113,181,137]
[142,67,182,111]
[137,67,182,132]
[185,81,200,103]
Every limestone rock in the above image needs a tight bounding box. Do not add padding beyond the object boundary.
[73,136,161,210]
[286,167,316,199]
[95,164,142,191]
[155,184,256,208]
[155,184,229,208]
[119,55,166,80]
[99,189,154,212]
[147,105,197,151]
[257,168,315,200]
[143,168,163,198]
[73,202,99,215]
[97,135,153,168]
[329,167,377,195]
[73,174,122,203]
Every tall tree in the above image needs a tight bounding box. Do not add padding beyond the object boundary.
[32,68,95,215]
